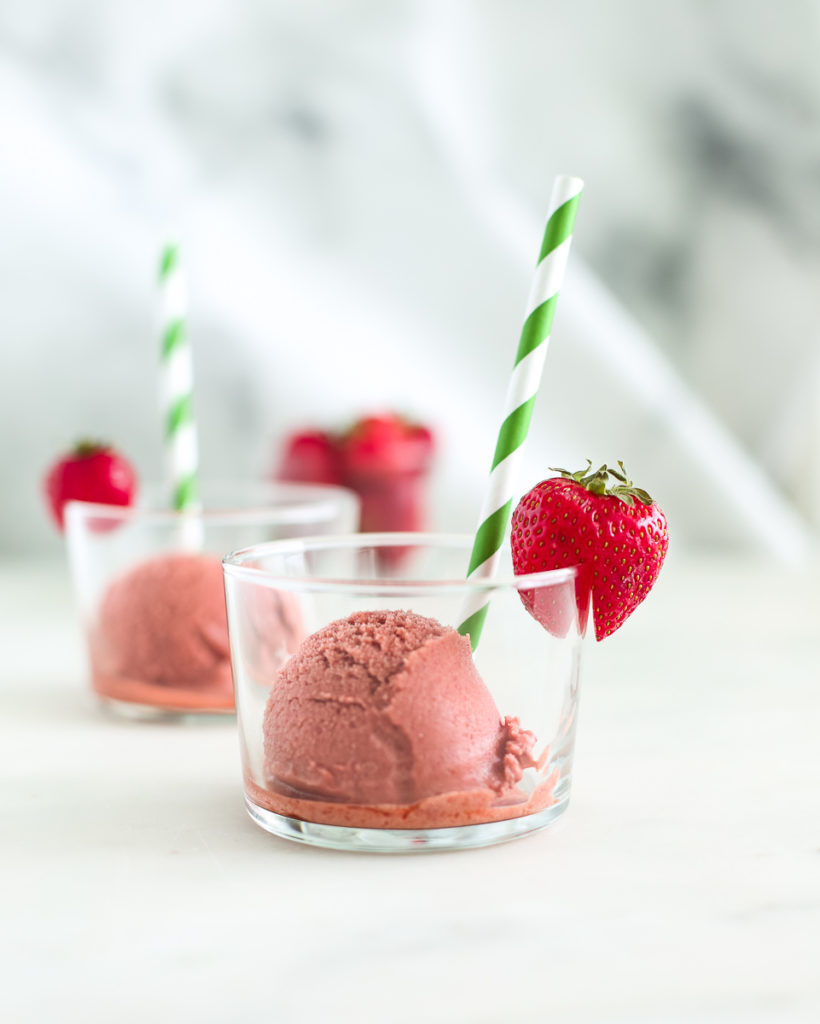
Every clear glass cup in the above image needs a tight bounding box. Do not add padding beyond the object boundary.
[223,533,584,853]
[65,481,359,718]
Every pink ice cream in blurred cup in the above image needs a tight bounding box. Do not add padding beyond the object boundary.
[65,482,359,716]
[91,553,302,712]
[92,553,231,701]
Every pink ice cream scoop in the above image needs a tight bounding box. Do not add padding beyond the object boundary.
[94,553,233,694]
[91,553,303,711]
[263,609,537,805]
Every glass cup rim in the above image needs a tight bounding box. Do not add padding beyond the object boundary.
[63,479,359,529]
[222,531,578,595]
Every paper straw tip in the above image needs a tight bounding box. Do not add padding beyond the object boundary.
[556,175,584,194]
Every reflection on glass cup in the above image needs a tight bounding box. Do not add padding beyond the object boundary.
[223,533,584,853]
[65,482,359,718]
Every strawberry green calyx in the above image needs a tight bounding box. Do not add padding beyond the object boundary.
[549,460,653,508]
[72,440,111,459]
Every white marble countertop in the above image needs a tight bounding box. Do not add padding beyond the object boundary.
[2,552,819,1023]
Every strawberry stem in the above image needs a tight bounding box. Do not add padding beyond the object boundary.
[73,440,110,458]
[549,461,654,507]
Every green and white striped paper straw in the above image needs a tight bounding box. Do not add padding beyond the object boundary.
[457,175,583,649]
[159,242,201,512]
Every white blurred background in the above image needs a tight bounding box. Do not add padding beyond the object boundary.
[2,0,819,560]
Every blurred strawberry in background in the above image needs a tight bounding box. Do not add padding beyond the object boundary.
[43,441,138,531]
[277,430,340,487]
[276,413,435,537]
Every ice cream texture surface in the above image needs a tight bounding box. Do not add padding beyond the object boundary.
[263,609,538,806]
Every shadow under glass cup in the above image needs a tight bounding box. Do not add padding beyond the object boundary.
[65,481,359,718]
[223,533,584,853]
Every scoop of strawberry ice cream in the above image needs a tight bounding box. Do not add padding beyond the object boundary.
[94,553,233,693]
[90,553,303,709]
[263,609,536,805]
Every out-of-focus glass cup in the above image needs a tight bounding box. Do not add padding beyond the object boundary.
[223,533,584,853]
[65,482,359,718]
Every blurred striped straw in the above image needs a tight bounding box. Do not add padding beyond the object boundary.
[159,242,201,513]
[457,175,583,649]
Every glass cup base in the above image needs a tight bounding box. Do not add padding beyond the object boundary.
[95,695,235,723]
[243,794,570,853]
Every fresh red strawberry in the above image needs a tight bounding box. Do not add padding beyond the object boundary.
[510,462,668,640]
[277,430,342,486]
[44,440,138,531]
